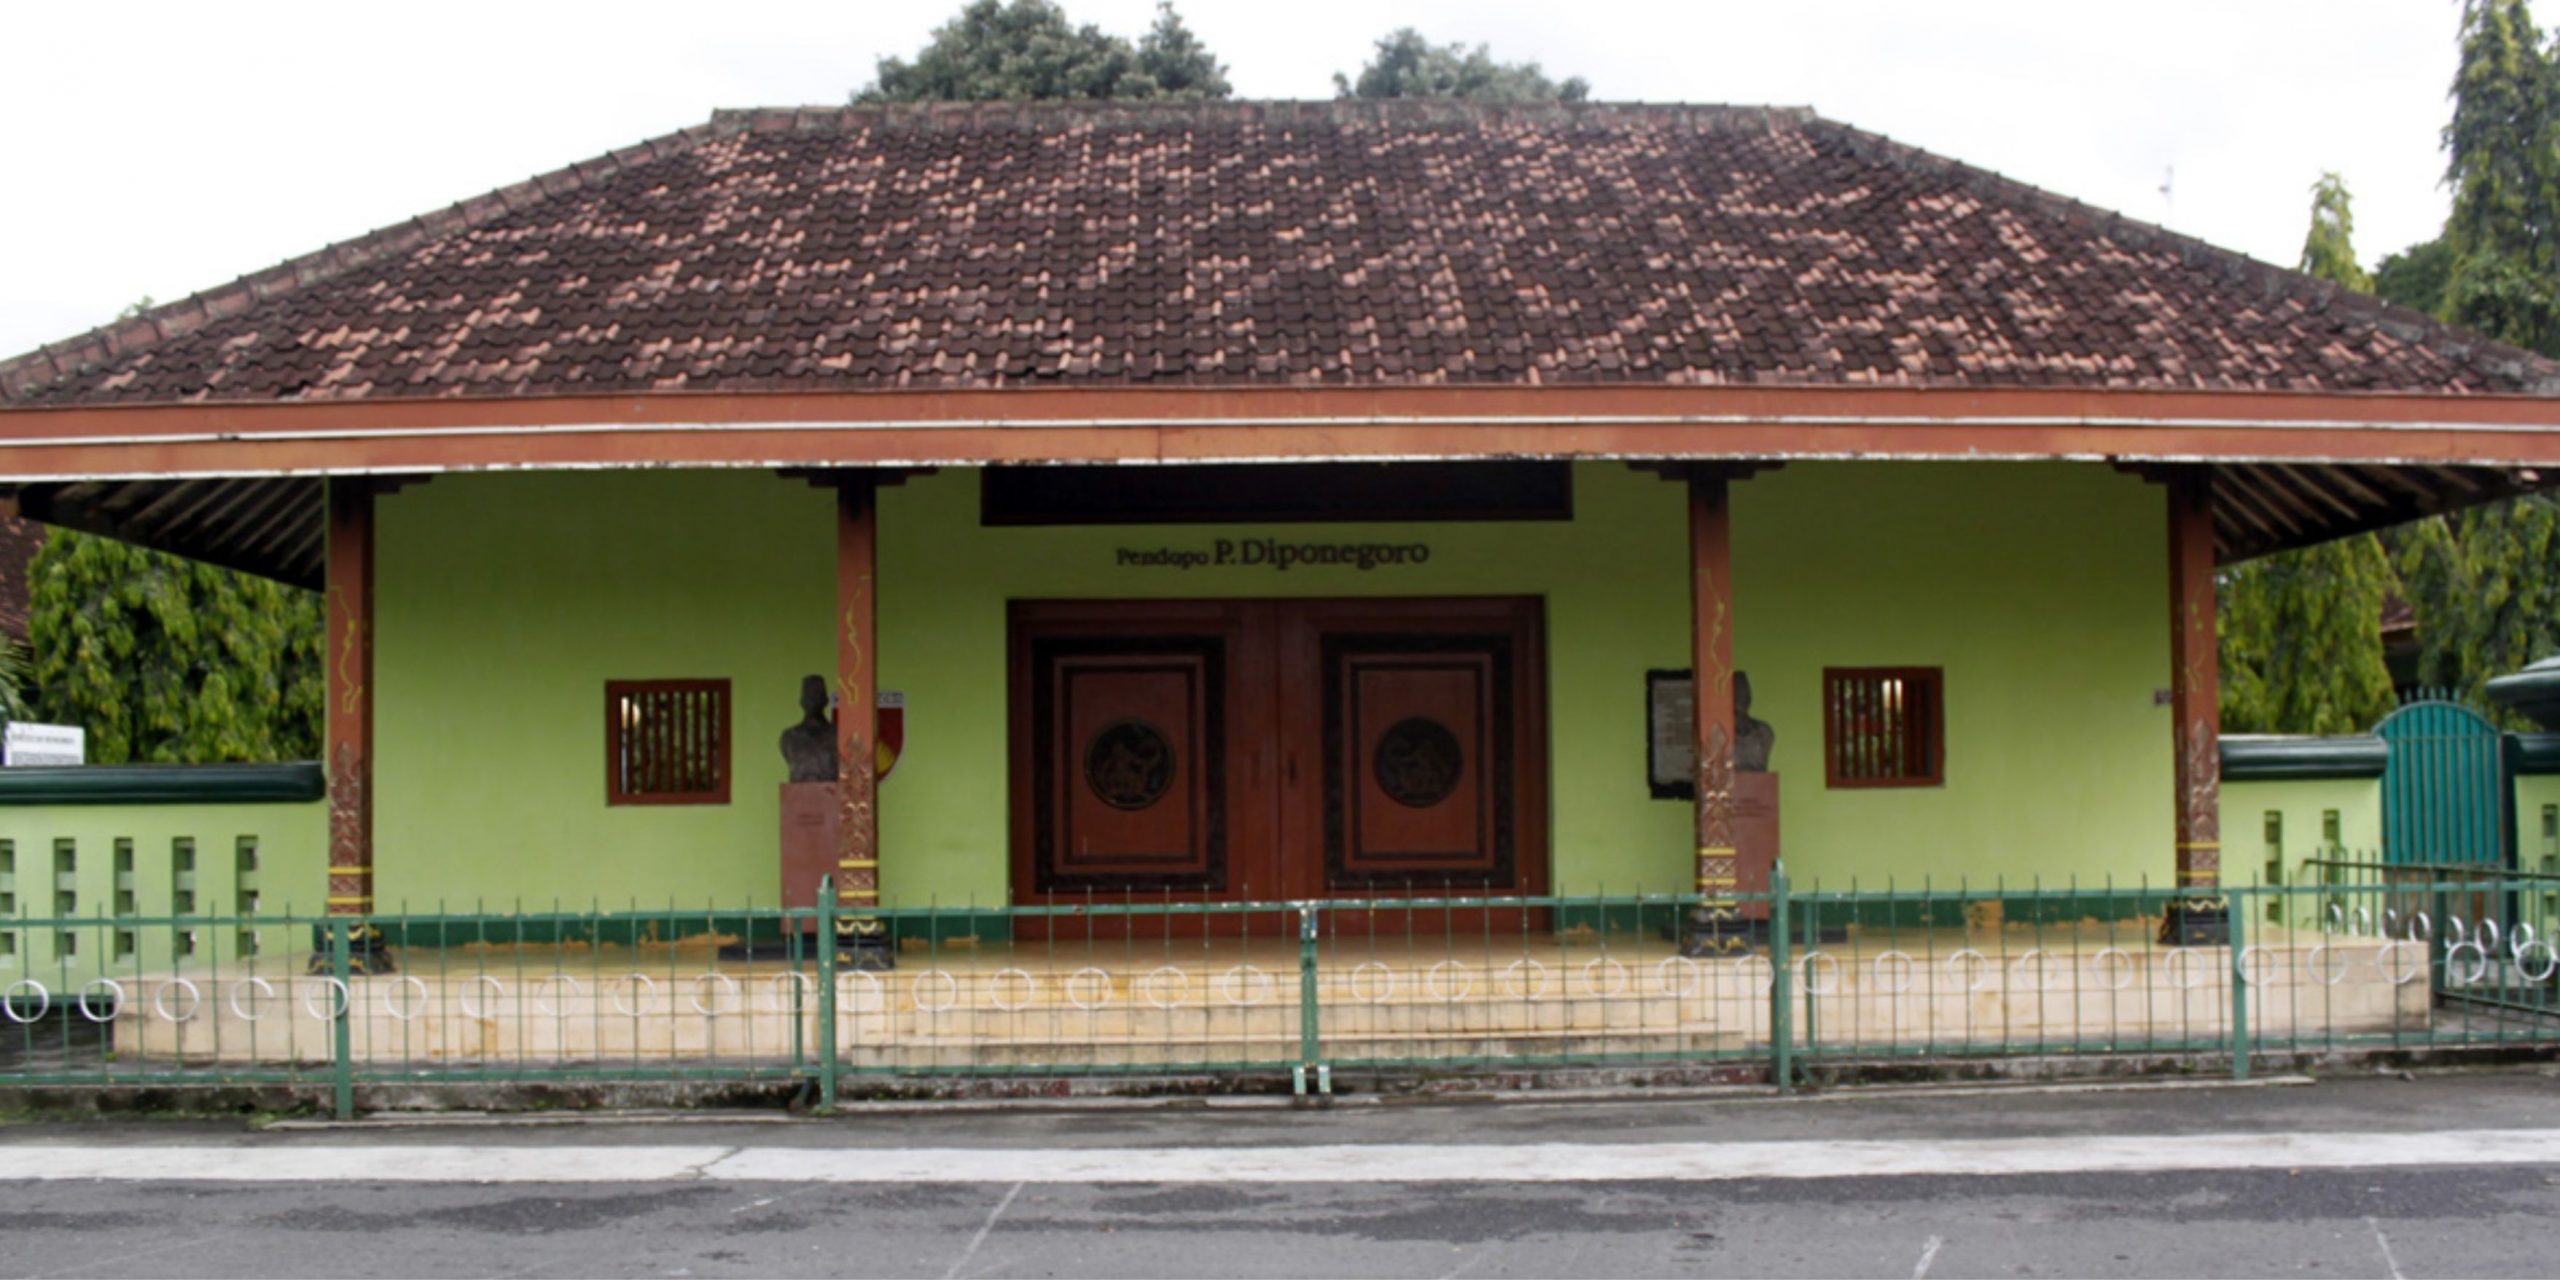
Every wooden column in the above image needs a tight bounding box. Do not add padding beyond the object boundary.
[833,474,890,967]
[2161,468,2229,945]
[320,478,389,971]
[1682,472,1748,956]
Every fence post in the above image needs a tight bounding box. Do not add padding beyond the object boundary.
[1295,904,1324,1098]
[2227,894,2250,1082]
[817,876,839,1112]
[1770,863,1794,1094]
[329,917,354,1121]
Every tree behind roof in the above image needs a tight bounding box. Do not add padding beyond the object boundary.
[26,530,322,764]
[856,0,1230,103]
[1334,29,1590,101]
[2217,174,2396,735]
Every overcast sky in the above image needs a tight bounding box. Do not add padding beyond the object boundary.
[0,0,2476,361]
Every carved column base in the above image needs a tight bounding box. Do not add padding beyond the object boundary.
[2157,898,2230,947]
[1679,906,1767,957]
[305,921,396,975]
[835,917,896,971]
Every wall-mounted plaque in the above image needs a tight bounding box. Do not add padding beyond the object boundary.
[1647,669,1694,800]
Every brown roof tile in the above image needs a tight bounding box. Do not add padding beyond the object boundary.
[5,100,2556,405]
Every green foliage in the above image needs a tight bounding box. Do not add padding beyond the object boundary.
[2216,174,2396,733]
[2219,536,2398,734]
[2442,0,2560,356]
[2373,237,2456,314]
[1333,28,1591,101]
[2396,495,2560,719]
[0,635,29,721]
[26,529,322,764]
[2298,173,2373,292]
[856,0,1229,103]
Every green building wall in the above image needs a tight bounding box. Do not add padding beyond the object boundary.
[355,460,2177,911]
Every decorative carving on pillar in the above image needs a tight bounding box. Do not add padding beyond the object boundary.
[833,477,892,970]
[314,479,390,974]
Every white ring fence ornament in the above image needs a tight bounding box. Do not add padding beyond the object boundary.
[762,972,815,1013]
[909,970,959,1014]
[2410,911,2434,943]
[532,975,585,1018]
[301,977,349,1021]
[78,979,125,1024]
[2303,945,2351,986]
[2162,948,2210,991]
[988,968,1039,1012]
[2009,949,2065,992]
[1799,951,1842,996]
[1138,966,1190,1010]
[1945,949,1994,993]
[227,977,279,1022]
[1425,961,1476,1003]
[1733,954,1775,996]
[1871,951,1916,994]
[1064,968,1115,1010]
[1655,955,1706,999]
[2448,915,2468,946]
[1579,958,1630,999]
[457,975,507,1020]
[3,979,47,1023]
[2354,906,2373,935]
[381,976,431,1022]
[2237,946,2279,988]
[2514,921,2540,955]
[2090,948,2135,993]
[841,970,886,1006]
[2327,902,2345,933]
[2377,941,2425,986]
[2444,940,2490,986]
[2518,939,2559,984]
[1347,962,1396,1004]
[610,974,660,1018]
[2477,918,2503,952]
[687,973,741,1017]
[1218,965,1275,1007]
[2382,908,2402,937]
[1500,958,1551,999]
[151,978,203,1024]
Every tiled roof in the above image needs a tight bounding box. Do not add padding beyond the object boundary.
[6,101,2556,405]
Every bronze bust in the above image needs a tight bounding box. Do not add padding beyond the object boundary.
[779,675,838,783]
[1734,671,1775,773]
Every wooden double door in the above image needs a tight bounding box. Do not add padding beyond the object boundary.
[1009,598,1549,918]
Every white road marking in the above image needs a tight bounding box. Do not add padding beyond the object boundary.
[945,1181,1023,1280]
[2366,1216,2405,1280]
[2,1128,2559,1185]
[1912,1234,1944,1279]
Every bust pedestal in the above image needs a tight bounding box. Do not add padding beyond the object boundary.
[1681,772,1781,954]
[778,781,839,935]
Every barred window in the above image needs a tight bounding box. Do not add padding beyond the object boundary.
[1823,667,1944,788]
[607,679,732,805]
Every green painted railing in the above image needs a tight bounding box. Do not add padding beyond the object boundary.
[9,871,2560,1117]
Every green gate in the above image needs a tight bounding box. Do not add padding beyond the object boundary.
[2377,693,2512,867]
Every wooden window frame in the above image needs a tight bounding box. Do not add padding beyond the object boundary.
[605,678,733,806]
[1821,666,1945,789]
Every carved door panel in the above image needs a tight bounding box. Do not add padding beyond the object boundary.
[1277,599,1549,907]
[1010,598,1544,931]
[1009,602,1279,914]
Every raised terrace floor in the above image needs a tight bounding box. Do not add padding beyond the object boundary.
[84,923,2441,1072]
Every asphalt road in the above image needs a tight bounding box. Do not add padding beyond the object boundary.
[6,1072,2560,1278]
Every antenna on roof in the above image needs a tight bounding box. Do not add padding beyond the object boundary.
[2157,165,2175,226]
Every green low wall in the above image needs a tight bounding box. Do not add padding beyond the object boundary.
[0,766,325,990]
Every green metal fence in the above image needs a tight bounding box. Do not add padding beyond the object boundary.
[7,870,2560,1116]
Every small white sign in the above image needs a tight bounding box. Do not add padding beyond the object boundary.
[3,722,84,767]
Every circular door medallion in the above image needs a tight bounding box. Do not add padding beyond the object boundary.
[1085,718,1176,811]
[1374,716,1464,808]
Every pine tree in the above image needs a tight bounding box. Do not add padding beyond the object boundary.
[2442,0,2560,357]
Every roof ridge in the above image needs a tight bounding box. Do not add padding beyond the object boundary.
[709,99,1821,134]
[1799,115,2560,393]
[0,115,744,403]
